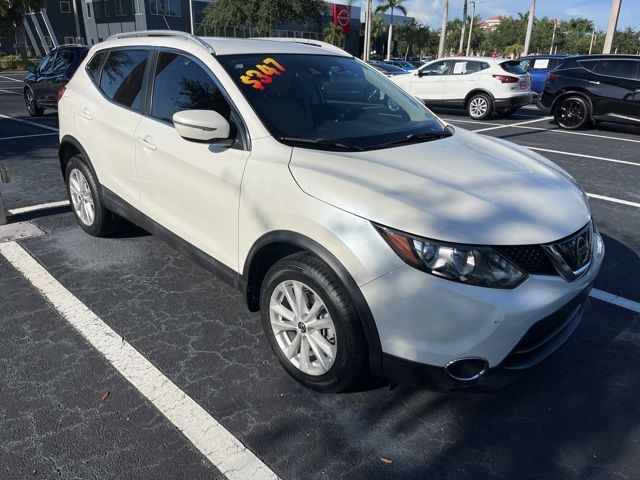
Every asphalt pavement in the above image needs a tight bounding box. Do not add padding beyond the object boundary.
[1,71,639,480]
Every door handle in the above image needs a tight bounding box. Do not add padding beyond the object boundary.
[77,109,93,120]
[589,80,601,85]
[137,136,157,151]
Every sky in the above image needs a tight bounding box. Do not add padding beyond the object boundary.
[351,1,640,31]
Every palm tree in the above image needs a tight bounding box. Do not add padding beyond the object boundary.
[375,0,408,60]
[323,24,344,47]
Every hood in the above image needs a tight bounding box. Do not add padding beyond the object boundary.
[289,129,591,246]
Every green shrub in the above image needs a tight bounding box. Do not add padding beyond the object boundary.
[0,55,36,71]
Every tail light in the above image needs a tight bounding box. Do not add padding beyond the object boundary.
[492,75,519,84]
[548,73,562,81]
[57,86,66,103]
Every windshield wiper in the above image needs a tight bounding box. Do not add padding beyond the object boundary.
[278,136,364,151]
[372,130,453,149]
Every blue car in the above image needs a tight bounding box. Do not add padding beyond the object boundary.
[519,55,568,96]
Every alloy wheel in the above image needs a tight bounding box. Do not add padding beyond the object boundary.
[69,169,95,226]
[469,97,488,118]
[25,90,34,115]
[269,280,337,376]
[557,99,586,128]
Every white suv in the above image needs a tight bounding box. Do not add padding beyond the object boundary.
[392,56,532,119]
[58,32,603,392]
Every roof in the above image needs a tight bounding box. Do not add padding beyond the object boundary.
[100,31,351,57]
[437,56,509,62]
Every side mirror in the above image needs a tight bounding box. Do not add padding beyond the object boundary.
[28,66,36,74]
[172,110,230,143]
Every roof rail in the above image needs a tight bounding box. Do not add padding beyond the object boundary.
[106,30,215,54]
[254,37,351,56]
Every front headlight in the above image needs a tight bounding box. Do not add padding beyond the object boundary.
[376,225,527,289]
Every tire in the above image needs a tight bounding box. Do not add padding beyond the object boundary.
[467,93,493,120]
[496,106,518,118]
[64,156,117,237]
[25,88,44,117]
[554,95,591,130]
[260,252,366,392]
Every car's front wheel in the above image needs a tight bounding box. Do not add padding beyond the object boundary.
[25,88,44,117]
[260,253,366,392]
[554,96,591,130]
[65,156,117,237]
[467,93,492,120]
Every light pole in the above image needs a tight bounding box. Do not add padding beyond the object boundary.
[549,19,558,55]
[189,0,195,34]
[459,0,468,53]
[589,30,596,54]
[438,0,448,58]
[523,0,536,56]
[466,1,479,55]
[363,0,373,60]
[603,0,622,54]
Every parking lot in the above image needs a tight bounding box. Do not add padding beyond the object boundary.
[1,69,639,480]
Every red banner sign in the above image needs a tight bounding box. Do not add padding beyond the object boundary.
[332,4,351,34]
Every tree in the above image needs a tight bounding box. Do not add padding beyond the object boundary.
[203,0,327,37]
[0,0,45,64]
[323,24,344,46]
[375,0,408,60]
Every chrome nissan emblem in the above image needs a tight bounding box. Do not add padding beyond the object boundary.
[576,236,589,264]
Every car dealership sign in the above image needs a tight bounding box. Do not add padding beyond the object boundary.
[332,4,351,34]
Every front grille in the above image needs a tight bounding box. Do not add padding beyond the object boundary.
[549,224,592,271]
[496,245,557,275]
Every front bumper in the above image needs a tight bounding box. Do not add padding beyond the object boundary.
[361,232,604,389]
[494,94,533,109]
[382,284,592,390]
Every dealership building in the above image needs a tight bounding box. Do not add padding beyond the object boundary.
[1,1,368,57]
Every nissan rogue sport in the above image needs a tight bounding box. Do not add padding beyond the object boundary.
[57,31,603,392]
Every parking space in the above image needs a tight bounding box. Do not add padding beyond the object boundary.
[1,74,639,480]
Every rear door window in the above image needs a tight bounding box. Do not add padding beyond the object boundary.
[593,59,638,80]
[99,49,149,111]
[52,51,74,73]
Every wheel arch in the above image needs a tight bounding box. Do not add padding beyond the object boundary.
[464,89,495,108]
[241,230,384,376]
[58,135,101,184]
[550,89,593,116]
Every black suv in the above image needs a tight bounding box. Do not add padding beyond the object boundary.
[538,54,640,130]
[23,45,89,116]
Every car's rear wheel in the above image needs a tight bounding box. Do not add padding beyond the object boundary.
[25,89,44,117]
[554,96,590,130]
[65,156,117,237]
[467,93,492,120]
[260,252,366,392]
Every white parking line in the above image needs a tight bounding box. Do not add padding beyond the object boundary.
[0,74,22,82]
[0,113,59,132]
[590,289,640,314]
[7,200,70,215]
[0,88,20,95]
[0,132,58,141]
[525,147,640,168]
[473,116,554,133]
[587,193,640,208]
[0,241,280,480]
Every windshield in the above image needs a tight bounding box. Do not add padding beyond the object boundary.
[217,54,447,151]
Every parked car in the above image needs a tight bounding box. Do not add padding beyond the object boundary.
[59,32,603,392]
[392,56,532,119]
[384,59,418,72]
[519,54,568,96]
[366,60,409,77]
[538,54,640,130]
[24,44,89,116]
